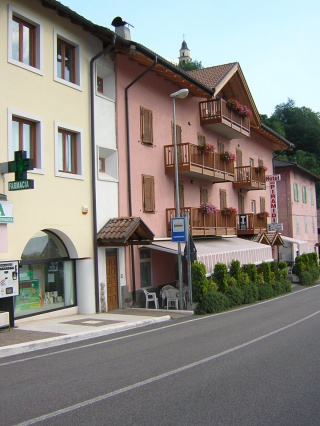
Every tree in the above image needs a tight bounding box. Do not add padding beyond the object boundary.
[179,59,203,71]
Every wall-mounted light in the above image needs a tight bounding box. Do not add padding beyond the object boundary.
[82,206,88,215]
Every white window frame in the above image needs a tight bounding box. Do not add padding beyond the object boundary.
[311,188,315,205]
[8,5,43,75]
[97,146,118,182]
[54,121,83,179]
[304,216,308,234]
[302,186,307,203]
[293,183,300,202]
[296,216,300,234]
[7,108,43,173]
[95,62,115,101]
[54,29,81,90]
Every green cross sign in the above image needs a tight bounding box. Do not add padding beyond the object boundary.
[1,150,36,191]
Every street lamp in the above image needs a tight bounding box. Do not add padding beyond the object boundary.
[170,88,189,310]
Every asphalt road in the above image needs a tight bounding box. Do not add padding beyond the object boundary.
[1,285,320,426]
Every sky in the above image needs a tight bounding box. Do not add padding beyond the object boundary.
[61,0,320,117]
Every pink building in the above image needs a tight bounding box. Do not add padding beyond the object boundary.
[98,29,292,307]
[275,159,319,263]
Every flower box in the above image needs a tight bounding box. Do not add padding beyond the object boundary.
[221,207,237,215]
[220,151,236,162]
[257,212,270,218]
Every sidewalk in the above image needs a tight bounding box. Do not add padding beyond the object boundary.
[0,308,193,359]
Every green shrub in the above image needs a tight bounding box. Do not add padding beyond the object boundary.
[195,287,230,314]
[300,265,320,286]
[230,260,241,281]
[227,276,237,287]
[293,256,307,276]
[258,283,273,300]
[278,261,287,270]
[242,284,259,304]
[238,272,251,287]
[224,286,244,306]
[278,268,288,281]
[260,262,272,284]
[213,262,229,292]
[256,272,265,285]
[191,261,207,303]
[243,264,258,284]
[282,279,292,293]
[272,280,283,296]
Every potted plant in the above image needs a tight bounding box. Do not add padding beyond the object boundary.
[221,206,237,216]
[226,99,252,117]
[257,211,270,218]
[200,202,219,214]
[255,165,268,173]
[220,151,236,162]
[197,142,215,154]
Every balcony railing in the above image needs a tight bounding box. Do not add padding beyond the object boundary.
[236,213,268,235]
[233,166,266,191]
[164,142,234,183]
[166,207,237,237]
[199,99,250,139]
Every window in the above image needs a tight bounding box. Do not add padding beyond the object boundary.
[260,196,266,212]
[251,200,256,213]
[200,186,208,204]
[296,216,300,234]
[142,175,155,212]
[8,109,42,171]
[57,38,75,83]
[312,216,316,233]
[258,158,264,167]
[96,62,115,100]
[140,249,152,288]
[302,186,307,203]
[219,189,227,210]
[238,193,245,214]
[249,158,254,167]
[97,77,103,94]
[217,140,225,153]
[236,149,242,166]
[54,30,80,88]
[97,147,118,181]
[304,217,308,233]
[55,122,83,179]
[8,6,42,73]
[99,157,105,172]
[140,107,153,145]
[311,188,315,205]
[293,183,300,202]
[172,123,182,144]
[197,132,206,146]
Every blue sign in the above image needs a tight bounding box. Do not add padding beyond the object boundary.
[171,217,187,242]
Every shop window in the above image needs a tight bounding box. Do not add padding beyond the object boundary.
[8,109,43,171]
[16,231,75,317]
[55,122,83,179]
[54,30,81,88]
[8,5,42,74]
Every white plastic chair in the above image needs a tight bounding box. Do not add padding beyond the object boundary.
[164,288,179,310]
[160,285,175,308]
[142,289,159,309]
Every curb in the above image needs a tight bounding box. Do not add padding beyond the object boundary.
[0,316,171,359]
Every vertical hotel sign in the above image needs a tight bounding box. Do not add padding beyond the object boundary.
[266,174,281,223]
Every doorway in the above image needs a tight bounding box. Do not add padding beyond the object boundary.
[106,252,119,311]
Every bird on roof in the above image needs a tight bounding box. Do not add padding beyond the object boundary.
[111,17,134,28]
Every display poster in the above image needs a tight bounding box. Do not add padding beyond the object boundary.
[15,279,41,311]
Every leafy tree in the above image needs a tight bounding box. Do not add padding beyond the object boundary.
[179,59,203,71]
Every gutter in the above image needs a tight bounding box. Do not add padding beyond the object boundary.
[90,35,116,313]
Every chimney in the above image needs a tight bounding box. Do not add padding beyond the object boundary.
[111,17,133,41]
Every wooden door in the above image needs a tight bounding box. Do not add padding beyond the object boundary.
[106,254,119,311]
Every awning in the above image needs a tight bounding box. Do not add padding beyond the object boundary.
[143,237,273,275]
[281,236,309,254]
[97,217,154,247]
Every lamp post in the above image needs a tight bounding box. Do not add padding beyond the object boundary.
[170,88,189,310]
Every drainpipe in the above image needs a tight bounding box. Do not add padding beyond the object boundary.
[90,35,116,312]
[125,56,158,302]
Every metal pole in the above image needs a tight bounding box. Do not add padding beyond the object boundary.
[172,97,184,310]
[186,212,193,309]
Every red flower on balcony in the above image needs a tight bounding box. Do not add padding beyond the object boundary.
[257,211,270,218]
[198,142,215,154]
[222,206,238,215]
[220,151,236,162]
[200,202,219,214]
[255,165,268,173]
[226,99,252,117]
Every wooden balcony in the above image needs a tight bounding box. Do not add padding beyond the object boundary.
[199,99,250,139]
[164,143,234,183]
[166,207,237,238]
[233,166,266,191]
[236,213,268,235]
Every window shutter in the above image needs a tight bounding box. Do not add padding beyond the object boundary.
[260,197,266,212]
[220,189,227,209]
[197,132,206,146]
[141,107,153,145]
[142,175,155,212]
[200,186,208,204]
[236,149,242,166]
